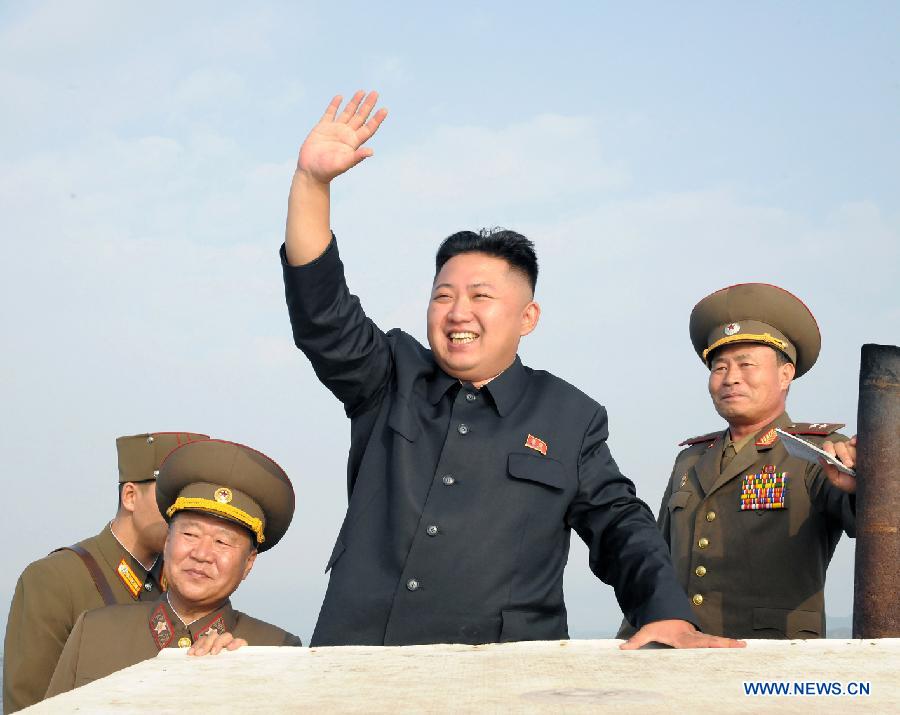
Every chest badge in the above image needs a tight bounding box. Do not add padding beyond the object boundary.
[525,434,548,456]
[740,471,787,510]
[117,559,143,599]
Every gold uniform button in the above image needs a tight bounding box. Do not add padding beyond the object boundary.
[706,511,717,522]
[692,594,704,606]
[698,537,709,549]
[177,637,192,648]
[695,565,707,577]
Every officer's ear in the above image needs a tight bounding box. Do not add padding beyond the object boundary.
[119,482,139,515]
[241,547,257,581]
[777,359,796,391]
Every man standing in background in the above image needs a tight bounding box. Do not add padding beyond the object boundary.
[3,431,207,712]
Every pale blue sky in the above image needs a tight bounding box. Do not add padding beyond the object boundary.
[1,1,897,642]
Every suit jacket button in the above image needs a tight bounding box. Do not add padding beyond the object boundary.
[426,525,439,536]
[465,393,477,402]
[442,475,456,486]
[698,537,709,549]
[458,424,469,435]
[706,511,717,522]
[692,594,704,606]
[695,565,707,577]
[178,637,192,648]
[406,578,420,591]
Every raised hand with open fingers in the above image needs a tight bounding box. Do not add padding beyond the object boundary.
[297,90,388,184]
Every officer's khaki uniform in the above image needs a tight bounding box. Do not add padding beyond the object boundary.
[43,438,298,700]
[3,432,207,713]
[3,526,164,711]
[619,283,856,640]
[45,598,301,697]
[657,413,853,638]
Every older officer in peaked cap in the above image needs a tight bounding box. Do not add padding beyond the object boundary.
[45,439,301,699]
[3,431,208,713]
[620,283,857,641]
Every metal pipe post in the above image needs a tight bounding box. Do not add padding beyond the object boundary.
[853,343,900,638]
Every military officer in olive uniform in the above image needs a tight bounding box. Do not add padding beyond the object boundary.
[3,431,208,713]
[620,283,857,640]
[45,438,301,699]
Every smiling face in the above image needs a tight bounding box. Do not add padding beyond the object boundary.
[164,512,256,619]
[427,252,540,385]
[708,343,795,430]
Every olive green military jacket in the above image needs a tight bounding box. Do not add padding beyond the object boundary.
[619,413,854,640]
[3,524,164,713]
[45,597,302,698]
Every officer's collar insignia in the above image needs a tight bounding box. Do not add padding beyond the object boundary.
[740,471,787,510]
[117,558,143,599]
[679,474,688,488]
[724,322,741,336]
[525,434,548,456]
[198,613,227,638]
[149,604,174,650]
[755,428,779,447]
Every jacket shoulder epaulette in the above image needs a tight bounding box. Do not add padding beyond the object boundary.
[783,422,845,437]
[678,430,722,447]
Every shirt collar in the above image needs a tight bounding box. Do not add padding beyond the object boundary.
[164,593,236,635]
[108,521,159,573]
[479,356,528,416]
[426,356,527,417]
[150,596,236,649]
[426,365,462,405]
[726,412,792,451]
[99,523,153,577]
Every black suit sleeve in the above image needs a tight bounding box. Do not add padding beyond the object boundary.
[566,406,696,629]
[281,237,392,417]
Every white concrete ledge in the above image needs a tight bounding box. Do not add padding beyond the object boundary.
[28,639,900,713]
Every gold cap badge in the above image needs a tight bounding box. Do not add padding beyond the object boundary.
[214,487,233,504]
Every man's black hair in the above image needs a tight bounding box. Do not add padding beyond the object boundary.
[435,228,538,293]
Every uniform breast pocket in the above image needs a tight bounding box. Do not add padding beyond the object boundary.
[507,453,566,491]
[667,490,693,512]
[666,490,695,557]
